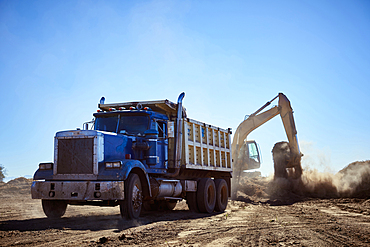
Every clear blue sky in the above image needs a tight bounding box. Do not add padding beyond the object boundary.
[1,0,369,181]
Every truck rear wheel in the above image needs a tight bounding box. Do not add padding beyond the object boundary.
[42,200,67,218]
[214,179,228,212]
[197,178,216,213]
[120,173,142,219]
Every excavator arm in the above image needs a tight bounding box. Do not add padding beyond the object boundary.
[232,93,303,178]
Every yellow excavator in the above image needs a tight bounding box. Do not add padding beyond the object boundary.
[232,93,303,182]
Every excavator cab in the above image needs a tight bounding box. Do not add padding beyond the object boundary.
[237,140,261,170]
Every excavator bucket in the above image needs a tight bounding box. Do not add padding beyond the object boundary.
[272,141,302,179]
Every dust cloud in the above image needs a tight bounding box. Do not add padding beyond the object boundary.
[232,160,370,201]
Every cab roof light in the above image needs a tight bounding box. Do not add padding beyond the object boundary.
[118,107,125,110]
[109,108,116,111]
[144,107,151,111]
[97,109,102,112]
[130,106,136,110]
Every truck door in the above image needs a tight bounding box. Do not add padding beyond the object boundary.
[156,121,168,169]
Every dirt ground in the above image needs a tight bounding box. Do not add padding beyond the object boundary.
[1,173,370,247]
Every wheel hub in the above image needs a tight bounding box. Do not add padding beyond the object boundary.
[132,184,142,211]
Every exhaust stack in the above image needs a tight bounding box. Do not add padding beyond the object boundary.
[167,92,185,177]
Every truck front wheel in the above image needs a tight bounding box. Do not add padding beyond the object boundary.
[197,178,216,213]
[120,173,142,219]
[42,200,67,218]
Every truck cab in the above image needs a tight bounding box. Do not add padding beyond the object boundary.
[94,108,169,173]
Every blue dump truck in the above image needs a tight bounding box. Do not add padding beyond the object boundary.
[31,93,233,219]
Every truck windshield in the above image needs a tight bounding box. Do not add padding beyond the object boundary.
[95,114,149,135]
[117,115,148,135]
[94,116,118,132]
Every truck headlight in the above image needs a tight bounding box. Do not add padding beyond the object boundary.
[39,163,53,170]
[105,162,121,169]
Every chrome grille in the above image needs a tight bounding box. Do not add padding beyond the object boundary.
[56,138,94,174]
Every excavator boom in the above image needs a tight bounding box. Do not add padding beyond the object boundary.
[232,93,303,178]
[278,93,301,158]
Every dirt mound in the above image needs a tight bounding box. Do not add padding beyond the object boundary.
[0,177,33,195]
[234,160,370,201]
[236,176,270,199]
[336,160,370,198]
[6,177,31,185]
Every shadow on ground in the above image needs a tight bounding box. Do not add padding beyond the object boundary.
[0,209,220,232]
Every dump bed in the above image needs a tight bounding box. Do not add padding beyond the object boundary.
[180,118,232,172]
